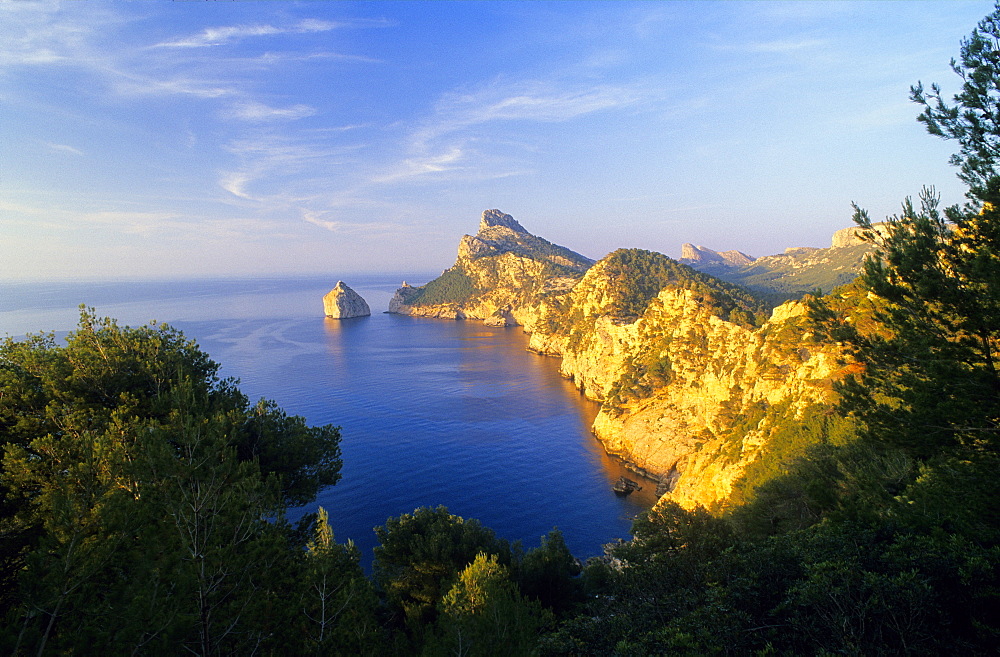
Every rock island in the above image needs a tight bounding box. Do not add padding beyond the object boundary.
[323,281,371,319]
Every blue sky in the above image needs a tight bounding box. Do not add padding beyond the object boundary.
[0,1,993,281]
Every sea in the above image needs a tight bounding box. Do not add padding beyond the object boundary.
[0,275,658,567]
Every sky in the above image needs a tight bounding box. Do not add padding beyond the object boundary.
[0,0,995,281]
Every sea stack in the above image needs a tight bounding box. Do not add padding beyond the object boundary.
[323,281,371,319]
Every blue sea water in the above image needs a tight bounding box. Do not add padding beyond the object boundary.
[0,275,658,566]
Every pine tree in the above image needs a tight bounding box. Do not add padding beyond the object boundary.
[299,507,380,655]
[822,4,1000,464]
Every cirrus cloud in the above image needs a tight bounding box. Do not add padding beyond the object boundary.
[228,101,318,122]
[154,19,343,48]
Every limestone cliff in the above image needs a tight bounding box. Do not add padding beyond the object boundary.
[323,281,371,319]
[830,223,892,248]
[395,210,861,511]
[583,299,845,510]
[388,209,593,326]
[518,248,851,510]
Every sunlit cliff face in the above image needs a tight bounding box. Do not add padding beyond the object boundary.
[393,209,866,511]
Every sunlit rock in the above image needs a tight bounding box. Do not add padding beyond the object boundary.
[386,208,593,327]
[323,281,371,319]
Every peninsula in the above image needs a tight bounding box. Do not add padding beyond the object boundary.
[391,209,872,511]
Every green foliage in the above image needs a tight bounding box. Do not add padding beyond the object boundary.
[407,267,479,306]
[0,309,345,654]
[372,505,512,632]
[236,399,343,506]
[816,188,1000,462]
[423,553,552,657]
[595,249,767,323]
[542,506,1000,656]
[298,507,382,655]
[517,528,584,616]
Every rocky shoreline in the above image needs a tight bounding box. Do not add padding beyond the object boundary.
[386,209,859,510]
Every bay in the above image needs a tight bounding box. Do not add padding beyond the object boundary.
[0,275,657,566]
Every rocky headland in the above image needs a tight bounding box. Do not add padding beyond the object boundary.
[388,209,593,326]
[391,210,867,511]
[323,281,371,319]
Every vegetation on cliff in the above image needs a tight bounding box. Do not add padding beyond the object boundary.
[555,248,768,357]
[594,249,770,408]
[586,248,766,323]
[404,266,480,306]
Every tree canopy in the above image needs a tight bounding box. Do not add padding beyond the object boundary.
[0,309,345,654]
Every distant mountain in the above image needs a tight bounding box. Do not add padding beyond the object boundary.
[680,225,885,302]
[680,244,755,268]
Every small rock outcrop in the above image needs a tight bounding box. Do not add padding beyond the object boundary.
[323,281,371,319]
[388,282,420,313]
[612,476,642,495]
[479,208,528,234]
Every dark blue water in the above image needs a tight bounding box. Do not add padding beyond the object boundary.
[0,276,657,565]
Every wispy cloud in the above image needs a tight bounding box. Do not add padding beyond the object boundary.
[77,210,186,235]
[301,210,410,236]
[217,135,364,205]
[219,172,255,200]
[252,51,382,66]
[740,38,826,54]
[228,101,317,122]
[109,71,232,98]
[0,4,114,70]
[372,78,647,186]
[373,147,466,183]
[46,143,84,156]
[417,81,643,145]
[154,19,342,48]
[2,196,290,242]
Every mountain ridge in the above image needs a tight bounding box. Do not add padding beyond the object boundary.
[680,224,888,302]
